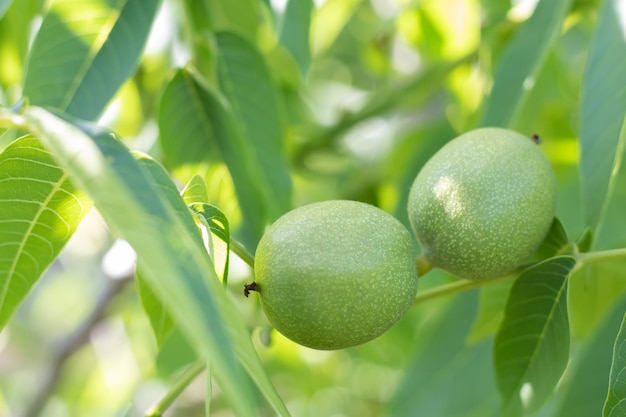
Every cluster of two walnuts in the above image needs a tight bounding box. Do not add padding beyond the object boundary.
[246,128,557,350]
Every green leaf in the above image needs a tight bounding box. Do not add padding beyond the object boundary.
[494,256,576,416]
[133,153,200,348]
[21,106,290,417]
[158,68,268,243]
[388,291,500,417]
[136,272,174,348]
[480,0,572,127]
[532,217,572,261]
[579,0,626,232]
[604,310,626,416]
[552,296,626,417]
[207,0,260,41]
[279,0,313,76]
[216,32,292,220]
[190,203,230,285]
[469,218,571,343]
[0,136,92,330]
[0,0,13,20]
[23,0,160,120]
[469,280,514,342]
[576,228,593,253]
[182,175,210,205]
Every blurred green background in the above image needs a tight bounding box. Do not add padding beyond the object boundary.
[1,0,624,416]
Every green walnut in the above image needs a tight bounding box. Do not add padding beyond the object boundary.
[251,200,418,350]
[408,127,557,280]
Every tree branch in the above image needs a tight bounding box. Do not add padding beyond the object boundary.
[19,272,133,417]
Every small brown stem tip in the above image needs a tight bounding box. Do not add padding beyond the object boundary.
[244,282,258,298]
[531,133,540,144]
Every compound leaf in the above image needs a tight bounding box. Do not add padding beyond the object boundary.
[21,106,290,417]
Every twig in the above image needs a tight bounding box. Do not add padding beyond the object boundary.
[144,359,207,417]
[19,272,133,417]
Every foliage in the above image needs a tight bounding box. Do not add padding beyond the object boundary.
[0,0,624,416]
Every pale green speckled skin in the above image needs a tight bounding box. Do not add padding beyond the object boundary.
[254,200,418,350]
[408,128,556,280]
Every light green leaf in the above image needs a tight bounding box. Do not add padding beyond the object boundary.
[0,0,13,20]
[182,175,210,205]
[23,0,160,120]
[494,256,576,416]
[20,106,290,417]
[311,0,361,55]
[480,0,572,127]
[207,0,259,41]
[190,203,230,285]
[604,310,626,416]
[158,68,268,243]
[0,136,92,330]
[579,0,626,233]
[279,0,313,76]
[133,153,200,348]
[136,273,174,348]
[216,32,292,221]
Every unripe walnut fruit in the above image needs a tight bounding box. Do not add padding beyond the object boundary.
[253,200,418,350]
[408,127,557,280]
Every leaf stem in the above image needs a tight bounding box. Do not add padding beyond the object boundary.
[230,239,255,268]
[145,360,207,417]
[0,108,27,130]
[413,271,517,305]
[577,248,626,265]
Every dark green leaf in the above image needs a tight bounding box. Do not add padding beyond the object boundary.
[158,68,268,243]
[480,0,573,127]
[21,106,290,416]
[279,0,313,76]
[604,309,626,417]
[494,256,576,416]
[216,32,292,220]
[532,217,572,261]
[23,0,160,120]
[0,136,92,330]
[576,228,593,253]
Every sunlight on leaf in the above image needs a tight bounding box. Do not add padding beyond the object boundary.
[20,106,291,416]
[481,0,572,128]
[23,0,160,120]
[0,136,92,330]
[190,202,230,285]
